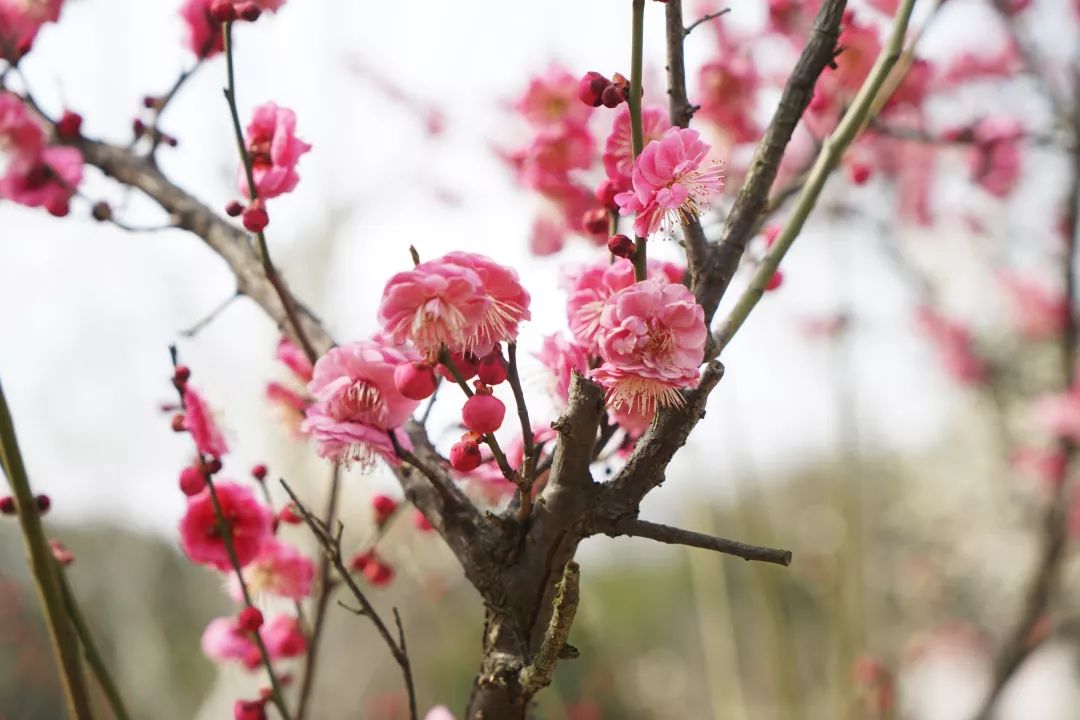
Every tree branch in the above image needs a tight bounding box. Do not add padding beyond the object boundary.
[605,518,792,566]
[0,379,93,719]
[518,561,581,694]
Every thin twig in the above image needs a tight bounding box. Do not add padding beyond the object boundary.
[181,290,241,338]
[295,465,342,720]
[609,518,792,566]
[57,566,133,720]
[519,561,581,694]
[279,480,418,720]
[221,20,318,364]
[0,379,93,719]
[506,343,535,521]
[684,8,730,37]
[713,0,918,353]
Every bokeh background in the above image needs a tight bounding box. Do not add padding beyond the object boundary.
[3,0,1080,717]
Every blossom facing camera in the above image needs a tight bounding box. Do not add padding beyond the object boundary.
[592,277,707,417]
[614,127,724,237]
[238,102,312,200]
[179,482,272,570]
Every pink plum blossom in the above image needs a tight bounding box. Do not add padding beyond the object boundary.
[182,387,229,458]
[276,337,313,382]
[697,53,760,144]
[0,0,63,60]
[301,340,421,465]
[536,333,591,406]
[592,277,707,417]
[615,127,724,237]
[179,482,273,570]
[202,616,261,668]
[513,66,593,129]
[603,105,670,191]
[517,121,594,195]
[529,216,566,256]
[0,145,82,217]
[179,0,224,59]
[228,538,315,601]
[1031,390,1080,442]
[378,258,491,354]
[239,102,312,200]
[442,252,531,354]
[969,116,1023,199]
[0,92,45,157]
[261,614,307,658]
[564,258,684,354]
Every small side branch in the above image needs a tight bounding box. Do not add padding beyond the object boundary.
[684,8,730,37]
[519,561,581,694]
[611,518,792,566]
[280,480,418,720]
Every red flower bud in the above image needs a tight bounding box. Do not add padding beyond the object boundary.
[462,393,505,434]
[0,496,15,515]
[236,2,262,21]
[225,200,245,217]
[279,503,303,525]
[476,352,508,385]
[438,352,478,382]
[173,365,191,386]
[578,71,610,108]
[179,466,207,496]
[203,457,223,475]
[210,0,237,21]
[394,361,438,400]
[171,413,187,432]
[56,111,82,139]
[848,162,872,185]
[238,606,264,633]
[601,84,627,108]
[242,203,269,233]
[363,558,394,586]
[607,233,635,259]
[449,439,483,472]
[765,269,784,291]
[582,207,609,236]
[413,510,433,532]
[35,494,50,514]
[372,494,398,526]
[594,179,619,210]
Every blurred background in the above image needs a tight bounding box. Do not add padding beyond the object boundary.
[3,0,1080,717]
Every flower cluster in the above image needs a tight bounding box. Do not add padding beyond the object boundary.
[180,0,287,60]
[0,92,83,217]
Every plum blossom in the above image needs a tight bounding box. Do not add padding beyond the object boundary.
[202,612,306,669]
[179,0,224,59]
[301,340,421,465]
[514,66,594,129]
[615,127,724,237]
[591,277,707,417]
[1031,389,1080,442]
[424,707,455,720]
[179,482,273,570]
[378,257,492,354]
[536,333,591,406]
[697,52,760,144]
[0,92,45,156]
[602,105,670,192]
[276,337,313,382]
[564,258,684,353]
[182,387,229,458]
[0,0,64,60]
[228,538,315,601]
[0,146,82,217]
[261,614,307,658]
[441,252,531,354]
[969,116,1023,198]
[239,102,312,200]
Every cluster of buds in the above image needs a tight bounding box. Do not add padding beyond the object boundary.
[226,198,269,233]
[0,494,51,515]
[578,71,633,109]
[349,549,394,586]
[210,0,265,22]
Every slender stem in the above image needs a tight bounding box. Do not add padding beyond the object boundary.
[57,567,133,720]
[221,20,318,365]
[280,481,417,720]
[613,518,792,565]
[713,0,917,353]
[505,343,536,521]
[0,380,93,719]
[628,0,647,280]
[295,466,342,720]
[684,8,730,37]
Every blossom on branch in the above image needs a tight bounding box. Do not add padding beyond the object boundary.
[179,481,273,570]
[228,538,315,601]
[239,102,312,200]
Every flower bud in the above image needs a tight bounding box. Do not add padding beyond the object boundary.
[601,84,627,109]
[0,496,15,515]
[394,361,438,400]
[582,207,609,236]
[243,203,269,233]
[848,162,872,185]
[236,2,262,21]
[179,466,207,496]
[594,179,619,210]
[578,71,610,108]
[607,233,635,259]
[35,494,50,514]
[462,393,506,434]
[171,413,187,432]
[238,606,264,633]
[203,457,223,474]
[765,269,784,291]
[449,439,482,471]
[56,111,83,139]
[413,510,433,532]
[438,352,478,382]
[476,352,508,385]
[173,365,191,386]
[50,539,74,566]
[372,494,398,526]
[279,503,303,525]
[225,200,245,217]
[91,201,112,222]
[251,464,268,481]
[210,0,237,21]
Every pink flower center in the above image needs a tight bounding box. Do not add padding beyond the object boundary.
[334,379,386,424]
[646,322,674,358]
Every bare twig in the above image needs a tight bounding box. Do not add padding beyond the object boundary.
[506,343,536,520]
[279,480,418,720]
[684,8,730,37]
[180,290,241,338]
[295,465,342,720]
[519,561,581,694]
[0,379,93,719]
[607,518,792,566]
